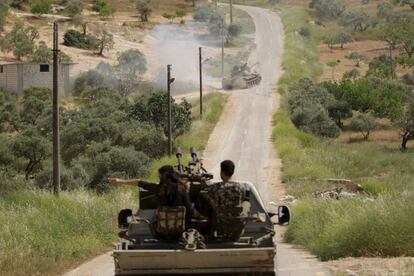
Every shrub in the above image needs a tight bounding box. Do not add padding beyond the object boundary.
[298,26,310,38]
[73,69,108,96]
[31,0,51,16]
[63,29,95,49]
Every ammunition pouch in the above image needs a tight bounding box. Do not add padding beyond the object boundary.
[154,206,186,240]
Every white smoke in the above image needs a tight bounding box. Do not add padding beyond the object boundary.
[147,22,221,95]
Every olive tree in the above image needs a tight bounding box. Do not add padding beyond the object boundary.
[350,112,378,140]
[136,0,152,22]
[338,11,378,32]
[0,0,9,32]
[93,29,114,56]
[12,127,51,179]
[65,0,84,17]
[392,0,414,11]
[345,52,367,67]
[397,101,414,151]
[0,22,39,60]
[129,92,192,140]
[115,49,147,96]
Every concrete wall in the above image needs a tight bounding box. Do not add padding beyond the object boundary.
[0,64,73,95]
[0,64,19,94]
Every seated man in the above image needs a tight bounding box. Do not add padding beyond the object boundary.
[109,166,203,239]
[205,160,249,241]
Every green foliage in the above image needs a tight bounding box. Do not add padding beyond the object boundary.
[74,142,151,190]
[350,112,378,140]
[335,31,352,48]
[310,0,347,20]
[367,54,394,79]
[288,78,341,137]
[227,24,242,39]
[392,0,414,10]
[338,11,378,32]
[377,2,394,20]
[298,26,310,38]
[129,92,192,140]
[0,190,136,275]
[12,127,51,179]
[30,41,52,63]
[93,28,114,56]
[0,90,19,132]
[31,41,71,64]
[324,78,405,120]
[63,29,96,49]
[92,0,116,17]
[275,4,414,261]
[395,100,414,150]
[194,4,225,38]
[0,22,39,60]
[91,0,106,12]
[162,12,176,22]
[73,69,107,96]
[175,8,186,19]
[65,0,84,17]
[9,0,29,9]
[99,4,117,17]
[343,68,361,80]
[0,0,9,32]
[115,49,147,96]
[31,0,51,16]
[286,195,414,260]
[136,0,152,22]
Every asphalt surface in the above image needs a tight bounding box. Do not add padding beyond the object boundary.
[64,5,331,276]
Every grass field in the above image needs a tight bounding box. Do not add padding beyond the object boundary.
[273,4,414,261]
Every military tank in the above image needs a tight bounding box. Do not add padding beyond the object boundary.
[222,63,262,90]
[113,148,290,276]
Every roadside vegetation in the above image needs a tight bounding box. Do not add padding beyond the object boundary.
[0,2,229,274]
[271,1,414,262]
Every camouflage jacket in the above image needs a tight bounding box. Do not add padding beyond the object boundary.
[206,181,245,210]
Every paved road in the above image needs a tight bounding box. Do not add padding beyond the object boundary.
[203,5,331,276]
[64,5,331,276]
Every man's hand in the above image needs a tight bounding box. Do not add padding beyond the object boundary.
[108,178,140,186]
[108,177,122,186]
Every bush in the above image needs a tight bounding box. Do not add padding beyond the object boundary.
[298,26,310,38]
[65,0,83,17]
[73,69,108,95]
[63,29,96,50]
[31,0,51,16]
[291,103,341,138]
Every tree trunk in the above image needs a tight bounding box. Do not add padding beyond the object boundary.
[82,23,87,35]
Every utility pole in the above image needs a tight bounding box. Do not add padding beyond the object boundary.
[52,22,60,196]
[230,0,233,24]
[199,47,203,118]
[221,18,225,78]
[167,64,173,156]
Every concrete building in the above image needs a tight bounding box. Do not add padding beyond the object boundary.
[0,63,75,95]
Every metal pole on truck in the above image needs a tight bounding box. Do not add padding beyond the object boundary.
[199,47,203,118]
[167,64,174,156]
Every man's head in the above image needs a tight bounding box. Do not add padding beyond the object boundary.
[220,160,235,183]
[158,165,175,182]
